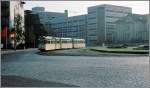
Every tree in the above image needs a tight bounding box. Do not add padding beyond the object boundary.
[14,14,25,49]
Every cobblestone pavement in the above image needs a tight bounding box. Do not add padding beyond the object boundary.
[1,49,149,87]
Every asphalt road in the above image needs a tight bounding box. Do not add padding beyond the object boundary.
[1,49,149,87]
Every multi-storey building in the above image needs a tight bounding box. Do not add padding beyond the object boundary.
[50,15,87,43]
[31,7,68,31]
[32,7,45,12]
[116,14,149,45]
[87,4,132,46]
[50,17,68,37]
[1,0,25,48]
[35,4,148,47]
[67,15,87,40]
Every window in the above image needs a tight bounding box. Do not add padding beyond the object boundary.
[88,11,96,14]
[106,22,115,24]
[46,41,51,44]
[106,16,120,18]
[88,28,96,30]
[106,9,130,14]
[88,23,96,25]
[88,34,96,36]
[88,17,96,19]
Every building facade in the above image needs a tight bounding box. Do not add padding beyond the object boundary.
[87,4,132,46]
[1,1,25,48]
[116,14,149,45]
[32,7,45,12]
[31,7,68,31]
[50,15,87,43]
[34,4,148,47]
[25,10,48,48]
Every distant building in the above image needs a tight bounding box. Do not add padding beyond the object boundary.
[25,10,46,48]
[50,15,87,43]
[32,4,149,47]
[49,4,133,46]
[32,7,45,12]
[87,4,132,46]
[116,14,149,45]
[31,7,68,31]
[50,17,68,37]
[1,0,25,48]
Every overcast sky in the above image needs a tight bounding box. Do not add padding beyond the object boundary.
[24,1,149,16]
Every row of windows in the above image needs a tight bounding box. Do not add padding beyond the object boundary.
[68,23,86,26]
[52,25,86,28]
[57,29,85,33]
[88,17,96,19]
[88,34,96,36]
[88,11,96,14]
[106,25,115,28]
[46,40,76,44]
[74,41,85,43]
[53,25,86,28]
[45,41,55,44]
[88,28,96,30]
[106,22,115,24]
[106,9,130,14]
[88,23,96,25]
[61,40,72,43]
[106,16,120,18]
[52,21,87,27]
[106,27,115,30]
[87,25,96,28]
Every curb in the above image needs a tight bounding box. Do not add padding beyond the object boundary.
[1,48,37,55]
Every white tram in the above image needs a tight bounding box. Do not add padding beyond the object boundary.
[73,39,85,48]
[38,36,85,51]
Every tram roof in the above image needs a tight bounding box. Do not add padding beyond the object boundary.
[61,38,72,40]
[55,37,61,39]
[73,38,85,41]
[44,36,53,39]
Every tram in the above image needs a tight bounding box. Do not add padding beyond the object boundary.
[38,36,85,51]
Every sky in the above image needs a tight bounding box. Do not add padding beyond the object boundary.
[24,1,149,17]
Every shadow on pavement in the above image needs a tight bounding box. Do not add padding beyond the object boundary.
[1,75,79,87]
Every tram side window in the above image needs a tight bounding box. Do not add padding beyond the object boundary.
[51,40,55,44]
[63,40,67,43]
[62,40,64,43]
[69,40,71,43]
[50,40,53,44]
[57,40,60,43]
[51,40,54,44]
[65,40,67,43]
[79,41,81,43]
[64,40,66,43]
[47,41,50,44]
[74,40,77,44]
[80,40,84,43]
